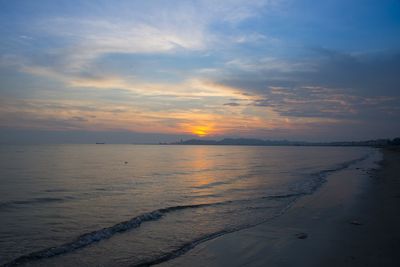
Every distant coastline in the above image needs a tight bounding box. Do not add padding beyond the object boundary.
[162,137,400,147]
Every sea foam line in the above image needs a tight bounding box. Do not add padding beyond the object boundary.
[2,194,298,267]
[2,203,214,266]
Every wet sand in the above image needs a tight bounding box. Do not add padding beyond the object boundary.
[159,148,400,266]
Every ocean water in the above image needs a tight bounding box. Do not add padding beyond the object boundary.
[0,145,380,266]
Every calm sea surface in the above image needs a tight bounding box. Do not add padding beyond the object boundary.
[0,145,380,266]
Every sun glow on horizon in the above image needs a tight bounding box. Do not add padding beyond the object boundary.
[191,125,213,137]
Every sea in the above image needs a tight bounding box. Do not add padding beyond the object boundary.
[0,145,381,266]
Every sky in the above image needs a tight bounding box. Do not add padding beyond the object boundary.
[1,0,400,143]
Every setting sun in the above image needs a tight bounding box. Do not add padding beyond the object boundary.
[191,126,212,137]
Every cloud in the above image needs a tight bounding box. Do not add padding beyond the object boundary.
[22,62,250,100]
[202,49,400,124]
[68,75,249,99]
[33,19,207,72]
[301,48,400,96]
[252,86,400,119]
[6,38,400,137]
[20,0,279,72]
[225,57,315,73]
[0,0,284,102]
[212,49,400,95]
[0,96,273,136]
[223,102,241,106]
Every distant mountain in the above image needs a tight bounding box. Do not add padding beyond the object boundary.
[167,137,400,147]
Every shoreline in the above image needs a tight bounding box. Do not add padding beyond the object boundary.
[159,148,400,266]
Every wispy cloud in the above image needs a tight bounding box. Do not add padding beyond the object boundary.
[0,96,276,136]
[252,86,400,119]
[21,0,278,72]
[36,18,207,71]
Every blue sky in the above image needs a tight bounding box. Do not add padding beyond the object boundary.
[1,0,400,142]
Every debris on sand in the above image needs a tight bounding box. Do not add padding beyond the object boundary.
[350,220,363,226]
[296,233,308,239]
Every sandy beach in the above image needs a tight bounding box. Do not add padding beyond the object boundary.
[159,148,400,267]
